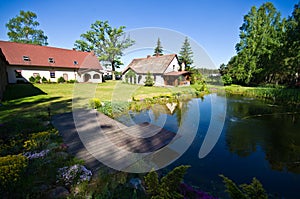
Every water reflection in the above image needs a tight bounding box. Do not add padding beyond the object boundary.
[226,96,300,174]
[116,95,300,198]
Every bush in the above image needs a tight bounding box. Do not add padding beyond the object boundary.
[34,75,41,83]
[57,76,65,83]
[89,98,102,109]
[0,154,28,192]
[29,76,35,83]
[144,71,154,86]
[222,74,233,85]
[67,79,77,83]
[220,174,268,199]
[23,129,58,151]
[144,165,190,199]
[41,76,48,83]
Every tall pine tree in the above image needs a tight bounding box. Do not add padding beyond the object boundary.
[178,37,193,71]
[153,38,163,56]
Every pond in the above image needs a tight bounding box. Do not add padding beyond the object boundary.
[116,94,300,198]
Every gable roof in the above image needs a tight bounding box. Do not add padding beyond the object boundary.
[0,40,102,70]
[123,54,178,74]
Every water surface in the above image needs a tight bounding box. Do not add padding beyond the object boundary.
[117,94,300,198]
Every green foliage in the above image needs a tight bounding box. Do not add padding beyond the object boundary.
[144,165,190,199]
[41,76,48,83]
[89,98,102,109]
[0,154,28,192]
[34,75,41,83]
[178,37,194,71]
[29,76,35,83]
[57,76,65,83]
[222,74,233,85]
[67,79,77,83]
[153,37,163,56]
[221,2,300,86]
[23,129,58,151]
[74,20,134,80]
[220,175,268,199]
[6,10,48,45]
[144,71,154,86]
[125,69,137,84]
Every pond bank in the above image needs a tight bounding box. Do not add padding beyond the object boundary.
[208,85,300,105]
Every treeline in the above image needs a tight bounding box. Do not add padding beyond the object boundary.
[220,2,300,87]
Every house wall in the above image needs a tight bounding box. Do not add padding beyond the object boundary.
[6,66,102,83]
[0,56,8,100]
[164,57,180,73]
[123,72,164,86]
[77,70,103,83]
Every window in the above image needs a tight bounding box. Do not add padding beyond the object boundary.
[93,74,100,79]
[23,56,30,61]
[48,57,55,63]
[50,71,55,78]
[15,70,22,78]
[33,73,40,77]
[74,60,78,65]
[173,65,175,71]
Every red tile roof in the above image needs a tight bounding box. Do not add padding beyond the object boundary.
[0,40,102,70]
[123,54,177,74]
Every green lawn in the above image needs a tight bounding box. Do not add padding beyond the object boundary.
[0,81,196,135]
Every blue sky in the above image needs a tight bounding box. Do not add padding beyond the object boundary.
[0,0,298,69]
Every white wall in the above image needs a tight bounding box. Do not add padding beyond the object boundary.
[77,70,103,83]
[164,57,180,73]
[7,66,102,83]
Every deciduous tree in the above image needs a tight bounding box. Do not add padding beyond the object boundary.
[75,20,134,80]
[6,10,48,45]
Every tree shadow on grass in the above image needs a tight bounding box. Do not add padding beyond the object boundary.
[2,83,46,101]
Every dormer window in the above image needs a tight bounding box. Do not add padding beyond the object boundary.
[23,56,30,61]
[74,60,78,65]
[48,57,55,63]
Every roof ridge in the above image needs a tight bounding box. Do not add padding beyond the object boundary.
[0,40,90,54]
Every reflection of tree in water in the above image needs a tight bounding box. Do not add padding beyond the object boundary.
[226,99,300,173]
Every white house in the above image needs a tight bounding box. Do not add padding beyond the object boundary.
[122,54,190,86]
[0,40,103,84]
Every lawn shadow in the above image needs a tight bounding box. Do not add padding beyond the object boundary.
[2,83,47,101]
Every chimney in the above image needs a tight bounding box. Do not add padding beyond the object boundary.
[147,55,151,58]
[181,62,185,71]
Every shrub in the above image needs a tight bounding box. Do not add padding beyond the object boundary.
[0,154,28,192]
[222,74,233,85]
[144,165,190,199]
[144,72,154,86]
[23,130,58,151]
[57,76,65,83]
[41,76,48,83]
[34,75,41,83]
[89,98,102,109]
[220,174,268,199]
[29,76,35,83]
[67,79,77,83]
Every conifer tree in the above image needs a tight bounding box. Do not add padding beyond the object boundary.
[153,38,163,56]
[178,37,193,71]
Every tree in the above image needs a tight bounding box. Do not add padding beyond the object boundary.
[153,37,163,56]
[223,3,283,85]
[284,2,300,85]
[6,10,48,45]
[178,37,194,71]
[74,20,134,80]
